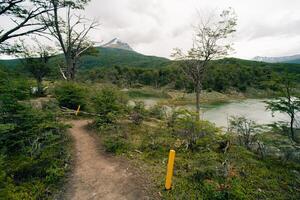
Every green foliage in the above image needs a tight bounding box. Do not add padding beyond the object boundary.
[265,74,300,143]
[2,50,300,96]
[0,70,31,101]
[54,81,86,110]
[22,52,52,97]
[0,92,70,199]
[170,109,220,150]
[80,47,170,69]
[92,87,128,129]
[127,88,170,98]
[148,104,166,119]
[229,116,261,149]
[96,114,300,200]
[103,136,129,155]
[78,57,300,95]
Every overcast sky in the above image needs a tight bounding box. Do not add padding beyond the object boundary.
[81,0,300,59]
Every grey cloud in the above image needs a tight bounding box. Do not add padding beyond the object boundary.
[2,0,299,59]
[243,19,300,41]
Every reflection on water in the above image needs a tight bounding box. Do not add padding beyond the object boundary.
[199,99,289,127]
[130,98,295,128]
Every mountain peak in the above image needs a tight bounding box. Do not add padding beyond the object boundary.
[102,38,133,51]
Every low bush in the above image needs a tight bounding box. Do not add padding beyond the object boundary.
[0,71,31,101]
[229,116,261,150]
[0,93,70,199]
[54,81,86,110]
[103,136,129,154]
[93,87,128,129]
[148,104,166,119]
[171,109,220,150]
[127,88,170,99]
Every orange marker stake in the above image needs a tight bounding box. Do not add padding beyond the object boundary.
[75,105,81,116]
[165,150,176,190]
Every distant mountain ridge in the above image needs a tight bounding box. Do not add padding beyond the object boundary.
[0,46,170,69]
[102,38,134,51]
[253,54,300,64]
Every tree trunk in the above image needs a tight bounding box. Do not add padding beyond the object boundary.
[290,113,296,142]
[195,83,201,120]
[66,58,76,80]
[36,78,43,97]
[70,63,76,80]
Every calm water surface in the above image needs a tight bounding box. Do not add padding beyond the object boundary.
[198,99,289,127]
[131,98,293,127]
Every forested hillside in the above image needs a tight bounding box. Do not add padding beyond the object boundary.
[80,47,171,69]
[0,47,170,69]
[1,49,300,95]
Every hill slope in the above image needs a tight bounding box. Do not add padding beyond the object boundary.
[1,50,300,75]
[79,47,170,69]
[0,47,170,69]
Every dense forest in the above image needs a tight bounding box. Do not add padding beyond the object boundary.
[1,51,300,95]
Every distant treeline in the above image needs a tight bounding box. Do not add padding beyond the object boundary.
[80,58,300,92]
[1,57,300,93]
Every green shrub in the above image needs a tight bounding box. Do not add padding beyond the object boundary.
[229,116,261,150]
[148,104,165,119]
[103,136,129,154]
[0,154,6,189]
[127,88,170,98]
[93,87,128,129]
[0,72,31,101]
[139,136,167,158]
[54,82,86,110]
[0,93,70,199]
[171,109,220,150]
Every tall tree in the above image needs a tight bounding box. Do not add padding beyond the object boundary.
[172,9,237,119]
[19,41,55,96]
[0,0,51,53]
[43,0,99,80]
[266,74,300,143]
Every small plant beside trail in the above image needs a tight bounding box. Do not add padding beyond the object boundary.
[54,82,87,110]
[0,78,71,199]
[92,87,128,130]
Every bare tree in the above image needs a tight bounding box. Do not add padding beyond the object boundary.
[172,8,237,119]
[18,40,56,96]
[0,0,51,53]
[43,0,99,80]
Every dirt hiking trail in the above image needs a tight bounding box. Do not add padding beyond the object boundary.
[64,120,152,200]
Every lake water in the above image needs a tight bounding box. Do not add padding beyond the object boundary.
[198,99,289,128]
[131,98,293,128]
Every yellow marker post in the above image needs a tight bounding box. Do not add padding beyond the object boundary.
[75,105,81,116]
[165,150,176,190]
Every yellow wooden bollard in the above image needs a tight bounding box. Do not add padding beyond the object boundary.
[165,150,176,190]
[75,105,81,116]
